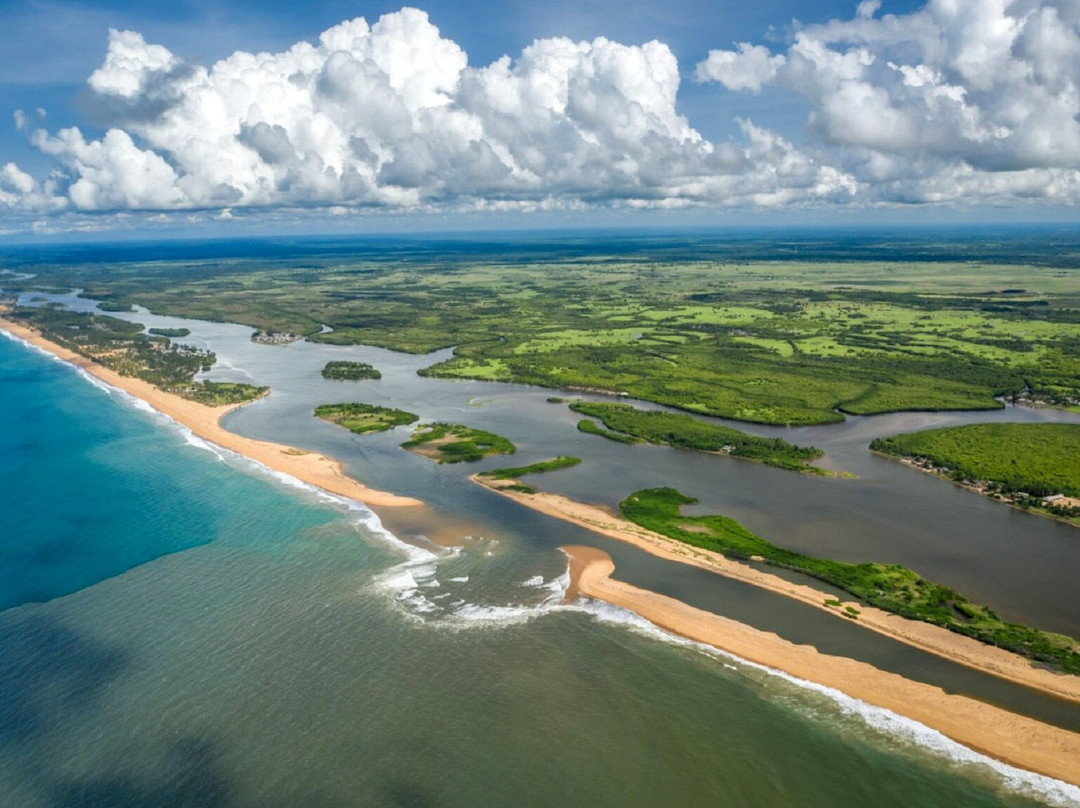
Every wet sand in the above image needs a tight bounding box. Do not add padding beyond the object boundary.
[564,546,1080,788]
[0,316,422,509]
[476,476,1080,705]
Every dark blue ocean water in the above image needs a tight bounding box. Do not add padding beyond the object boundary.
[0,334,345,612]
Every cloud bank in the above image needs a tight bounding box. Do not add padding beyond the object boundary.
[3,2,1079,221]
[696,0,1080,203]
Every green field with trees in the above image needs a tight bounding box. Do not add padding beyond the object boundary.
[315,402,418,434]
[402,423,516,463]
[8,306,266,405]
[4,244,1078,425]
[570,402,825,472]
[321,361,382,380]
[621,487,1080,674]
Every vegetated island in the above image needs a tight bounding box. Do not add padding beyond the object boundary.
[8,306,266,406]
[321,360,382,380]
[402,423,515,463]
[315,402,418,434]
[620,487,1080,674]
[569,401,831,474]
[872,423,1080,525]
[478,455,582,494]
[147,327,191,338]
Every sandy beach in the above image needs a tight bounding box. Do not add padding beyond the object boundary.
[477,475,1080,705]
[563,545,1080,788]
[0,315,423,509]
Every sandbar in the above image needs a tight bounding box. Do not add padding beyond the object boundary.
[0,315,422,509]
[565,546,1080,788]
[476,475,1080,704]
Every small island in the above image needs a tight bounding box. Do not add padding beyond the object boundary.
[478,455,582,493]
[315,402,418,434]
[402,423,516,463]
[620,487,1080,674]
[321,361,382,381]
[871,423,1080,524]
[569,401,828,473]
[148,327,191,338]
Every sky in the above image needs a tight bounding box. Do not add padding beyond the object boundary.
[0,0,1078,237]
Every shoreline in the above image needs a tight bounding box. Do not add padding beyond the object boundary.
[0,316,423,510]
[874,450,1080,530]
[473,474,1080,704]
[563,546,1080,789]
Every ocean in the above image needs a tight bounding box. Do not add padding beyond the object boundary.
[0,330,1076,807]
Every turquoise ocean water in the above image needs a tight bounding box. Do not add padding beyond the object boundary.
[0,332,1076,808]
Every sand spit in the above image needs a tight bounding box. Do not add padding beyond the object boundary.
[0,316,422,509]
[565,546,1080,789]
[475,476,1080,705]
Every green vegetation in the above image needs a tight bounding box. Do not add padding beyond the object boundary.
[481,455,581,480]
[147,327,191,337]
[321,360,382,380]
[315,402,418,435]
[546,396,567,403]
[621,487,1080,674]
[402,423,516,463]
[96,301,133,312]
[872,423,1080,498]
[577,418,641,444]
[9,306,266,404]
[570,402,824,472]
[6,245,1080,425]
[186,381,268,406]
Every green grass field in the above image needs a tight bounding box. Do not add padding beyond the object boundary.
[314,402,418,434]
[872,423,1080,498]
[6,247,1078,425]
[621,487,1080,674]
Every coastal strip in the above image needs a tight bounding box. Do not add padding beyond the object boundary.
[0,316,423,509]
[474,475,1080,704]
[564,546,1080,789]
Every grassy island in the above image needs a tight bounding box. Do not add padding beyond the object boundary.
[147,327,191,338]
[315,402,418,434]
[321,360,382,380]
[402,423,516,463]
[621,487,1080,674]
[8,306,266,405]
[481,455,581,480]
[872,423,1080,521]
[569,402,825,472]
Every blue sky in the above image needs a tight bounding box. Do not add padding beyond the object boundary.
[0,0,1076,236]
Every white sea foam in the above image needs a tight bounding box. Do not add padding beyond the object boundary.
[572,597,1080,807]
[520,575,545,588]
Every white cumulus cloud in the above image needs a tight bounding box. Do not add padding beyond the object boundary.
[694,0,1080,203]
[1,6,848,216]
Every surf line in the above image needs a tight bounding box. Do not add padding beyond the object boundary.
[563,544,1080,792]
